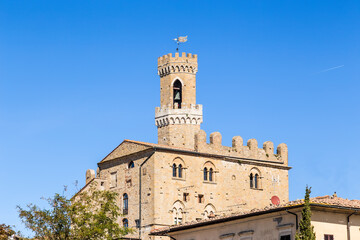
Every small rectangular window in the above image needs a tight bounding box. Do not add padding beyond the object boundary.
[198,194,204,203]
[126,179,132,187]
[135,219,140,228]
[280,235,290,240]
[183,193,190,202]
[111,172,117,188]
[324,235,334,240]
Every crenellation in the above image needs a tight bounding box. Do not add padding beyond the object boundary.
[78,51,290,240]
[276,143,288,164]
[210,132,222,148]
[194,132,288,165]
[195,130,207,151]
[158,52,198,77]
[85,169,95,184]
[263,141,274,155]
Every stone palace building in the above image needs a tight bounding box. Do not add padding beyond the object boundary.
[77,52,291,240]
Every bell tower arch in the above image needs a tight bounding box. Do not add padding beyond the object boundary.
[173,79,182,108]
[155,52,203,149]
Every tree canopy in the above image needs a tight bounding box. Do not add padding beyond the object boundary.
[17,185,131,240]
[0,224,16,240]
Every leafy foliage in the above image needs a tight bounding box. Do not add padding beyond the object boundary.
[295,186,316,240]
[70,186,131,239]
[17,184,131,240]
[0,224,16,239]
[18,194,71,240]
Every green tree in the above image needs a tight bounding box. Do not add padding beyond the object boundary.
[17,184,131,240]
[69,186,131,239]
[0,224,16,240]
[295,186,316,240]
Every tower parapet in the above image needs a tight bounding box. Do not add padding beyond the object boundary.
[156,52,202,149]
[158,52,198,77]
[155,104,203,128]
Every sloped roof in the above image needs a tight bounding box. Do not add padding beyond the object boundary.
[151,195,360,235]
[99,139,195,163]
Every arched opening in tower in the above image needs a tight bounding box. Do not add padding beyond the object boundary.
[173,80,182,109]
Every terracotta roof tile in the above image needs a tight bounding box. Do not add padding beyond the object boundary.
[151,195,360,234]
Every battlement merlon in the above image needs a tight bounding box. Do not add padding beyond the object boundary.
[155,104,203,128]
[158,52,198,65]
[158,52,198,77]
[195,130,288,165]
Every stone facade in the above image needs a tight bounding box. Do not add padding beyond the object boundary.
[156,52,202,149]
[152,195,360,240]
[79,52,290,240]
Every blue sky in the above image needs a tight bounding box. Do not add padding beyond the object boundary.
[1,0,359,235]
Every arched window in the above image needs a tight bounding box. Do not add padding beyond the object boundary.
[249,168,261,189]
[203,167,208,181]
[254,173,259,189]
[128,161,135,169]
[123,193,128,214]
[173,80,182,108]
[172,163,177,177]
[123,218,128,228]
[250,173,254,188]
[172,201,184,225]
[209,168,213,182]
[204,204,216,219]
[178,164,182,178]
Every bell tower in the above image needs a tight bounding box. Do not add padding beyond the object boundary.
[155,52,203,149]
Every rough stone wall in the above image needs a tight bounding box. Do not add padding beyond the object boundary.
[195,130,288,165]
[85,141,289,240]
[156,52,201,150]
[158,52,198,109]
[80,50,291,240]
[97,152,156,239]
[152,151,289,227]
[157,124,201,149]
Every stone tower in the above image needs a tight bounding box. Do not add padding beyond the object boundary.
[155,52,203,149]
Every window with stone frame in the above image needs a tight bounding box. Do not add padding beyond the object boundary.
[279,235,290,240]
[135,219,140,229]
[249,168,261,189]
[172,163,177,177]
[110,172,117,188]
[123,218,128,228]
[183,192,190,202]
[324,235,334,240]
[203,161,216,182]
[250,173,254,188]
[128,161,135,169]
[172,158,185,179]
[209,168,214,182]
[203,167,208,181]
[172,201,184,225]
[178,164,183,178]
[204,204,216,219]
[198,194,204,203]
[123,193,128,215]
[173,79,182,109]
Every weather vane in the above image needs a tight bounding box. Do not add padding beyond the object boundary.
[173,36,188,52]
